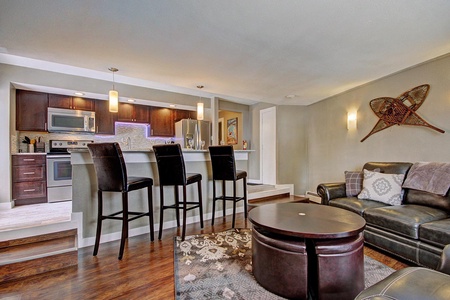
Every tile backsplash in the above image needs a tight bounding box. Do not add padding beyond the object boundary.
[15,123,179,153]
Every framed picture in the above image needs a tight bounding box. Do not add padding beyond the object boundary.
[227,117,238,145]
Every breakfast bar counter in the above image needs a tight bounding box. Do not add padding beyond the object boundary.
[70,148,252,246]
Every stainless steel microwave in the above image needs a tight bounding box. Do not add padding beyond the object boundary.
[48,107,95,133]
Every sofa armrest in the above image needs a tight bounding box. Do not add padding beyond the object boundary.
[317,182,346,205]
[437,244,450,275]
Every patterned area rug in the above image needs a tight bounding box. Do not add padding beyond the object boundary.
[174,228,395,299]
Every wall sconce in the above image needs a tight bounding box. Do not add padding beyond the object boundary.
[197,102,204,120]
[347,111,357,130]
[108,67,119,113]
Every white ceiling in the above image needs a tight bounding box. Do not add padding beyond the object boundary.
[1,0,450,106]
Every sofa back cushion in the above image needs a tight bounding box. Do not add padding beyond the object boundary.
[404,189,450,212]
[363,162,413,175]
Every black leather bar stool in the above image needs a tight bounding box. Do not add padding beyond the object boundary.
[87,142,154,260]
[209,145,247,228]
[153,144,204,240]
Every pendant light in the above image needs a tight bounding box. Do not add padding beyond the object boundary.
[197,85,204,120]
[108,67,119,113]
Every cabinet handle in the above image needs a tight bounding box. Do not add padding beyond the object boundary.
[23,172,35,175]
[23,159,35,162]
[23,189,36,192]
[96,126,98,133]
[45,122,47,131]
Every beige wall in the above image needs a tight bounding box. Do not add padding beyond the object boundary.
[306,54,450,193]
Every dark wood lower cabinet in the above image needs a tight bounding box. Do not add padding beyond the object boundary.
[12,155,47,205]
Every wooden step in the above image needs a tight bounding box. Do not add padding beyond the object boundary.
[248,195,310,210]
[0,227,78,282]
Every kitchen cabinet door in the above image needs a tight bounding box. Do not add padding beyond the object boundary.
[95,100,117,135]
[118,103,135,122]
[48,94,72,109]
[72,97,95,111]
[16,90,48,132]
[133,104,150,123]
[49,94,95,111]
[150,107,174,136]
[118,103,149,123]
[174,109,197,122]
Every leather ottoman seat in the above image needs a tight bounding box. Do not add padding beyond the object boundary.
[355,267,450,300]
[252,227,308,299]
[314,233,364,300]
[356,244,450,300]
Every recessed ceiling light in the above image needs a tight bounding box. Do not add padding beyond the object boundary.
[169,104,176,108]
[74,92,84,96]
[127,99,135,103]
[285,94,296,99]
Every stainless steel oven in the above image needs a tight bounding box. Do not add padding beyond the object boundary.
[47,153,72,202]
[46,140,93,203]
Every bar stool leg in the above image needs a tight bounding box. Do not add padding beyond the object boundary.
[174,185,180,227]
[147,186,154,241]
[211,179,216,225]
[118,192,129,260]
[197,180,204,228]
[158,185,165,240]
[93,190,103,256]
[181,185,187,241]
[222,180,226,217]
[232,180,237,228]
[243,177,248,218]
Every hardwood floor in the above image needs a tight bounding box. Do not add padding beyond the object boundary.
[0,211,411,300]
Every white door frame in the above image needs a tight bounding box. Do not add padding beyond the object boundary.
[260,107,277,185]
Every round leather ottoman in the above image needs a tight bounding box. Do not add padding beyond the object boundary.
[252,227,308,299]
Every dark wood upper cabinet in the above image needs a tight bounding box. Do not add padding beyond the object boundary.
[48,94,94,111]
[150,107,174,137]
[118,103,149,123]
[95,100,117,135]
[16,90,48,132]
[134,104,150,123]
[174,109,197,122]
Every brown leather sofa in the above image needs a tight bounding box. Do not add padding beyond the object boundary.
[355,244,450,300]
[317,162,450,269]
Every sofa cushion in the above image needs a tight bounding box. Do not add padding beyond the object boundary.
[363,162,412,175]
[358,169,405,205]
[364,205,449,239]
[330,197,388,216]
[404,189,450,212]
[420,219,450,248]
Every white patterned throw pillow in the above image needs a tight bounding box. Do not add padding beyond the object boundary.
[357,169,405,205]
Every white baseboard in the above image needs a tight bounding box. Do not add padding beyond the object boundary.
[0,201,13,211]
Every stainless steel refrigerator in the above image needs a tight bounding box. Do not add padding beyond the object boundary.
[175,119,211,150]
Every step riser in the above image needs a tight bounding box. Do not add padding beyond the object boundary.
[0,229,78,282]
